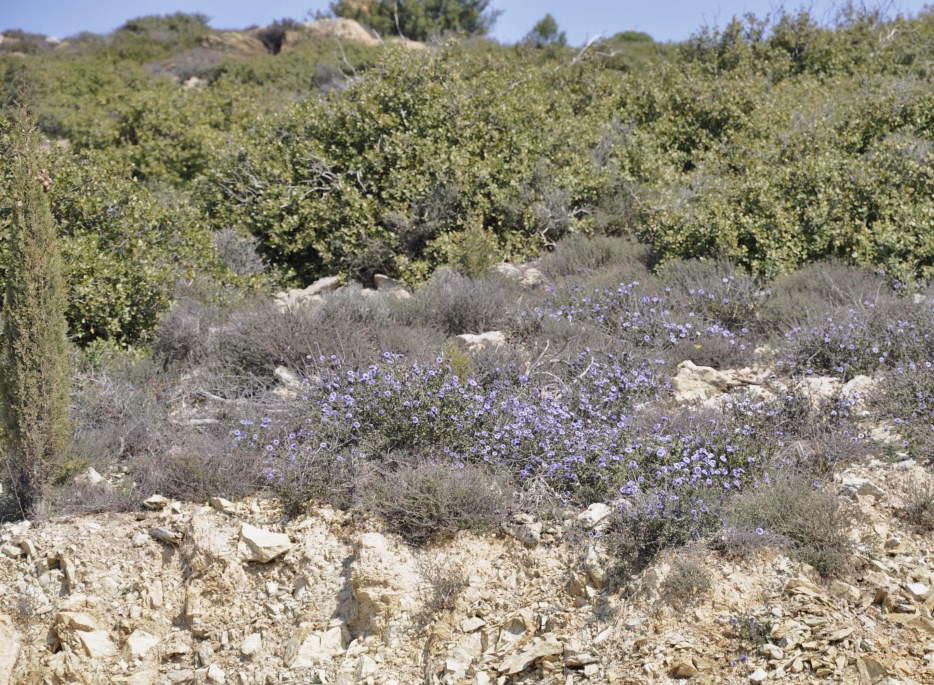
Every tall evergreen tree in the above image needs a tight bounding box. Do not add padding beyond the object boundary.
[1,106,71,517]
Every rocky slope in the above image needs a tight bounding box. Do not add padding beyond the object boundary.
[0,446,933,685]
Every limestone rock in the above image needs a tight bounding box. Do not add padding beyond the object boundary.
[274,275,341,312]
[373,274,412,300]
[123,629,159,660]
[206,663,226,684]
[209,497,237,514]
[857,656,888,684]
[186,514,238,572]
[57,611,98,632]
[493,263,545,288]
[461,617,486,633]
[0,616,20,685]
[347,532,419,637]
[1,544,22,558]
[78,629,117,658]
[290,626,347,668]
[577,502,612,530]
[497,636,563,674]
[143,494,171,510]
[113,671,157,685]
[493,263,523,280]
[519,267,544,287]
[303,18,380,45]
[273,366,302,389]
[829,580,862,604]
[74,467,111,489]
[839,476,886,501]
[149,526,182,545]
[454,331,507,353]
[795,376,841,406]
[669,659,698,678]
[241,633,262,657]
[238,523,291,563]
[503,516,542,547]
[672,360,742,402]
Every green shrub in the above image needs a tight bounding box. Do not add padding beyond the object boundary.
[0,140,225,346]
[200,47,621,285]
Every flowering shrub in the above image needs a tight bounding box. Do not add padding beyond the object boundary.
[781,299,934,377]
[873,361,934,464]
[237,352,666,496]
[516,275,759,367]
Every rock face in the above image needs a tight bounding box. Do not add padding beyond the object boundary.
[0,616,20,684]
[346,532,419,639]
[1,448,934,684]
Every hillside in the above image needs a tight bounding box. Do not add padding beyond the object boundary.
[0,6,933,684]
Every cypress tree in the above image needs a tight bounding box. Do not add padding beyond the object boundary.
[1,106,71,517]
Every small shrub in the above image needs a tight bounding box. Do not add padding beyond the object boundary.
[537,234,652,281]
[448,223,501,277]
[713,526,787,557]
[781,296,934,377]
[607,493,719,583]
[153,298,220,366]
[212,228,267,278]
[416,554,469,619]
[209,289,447,391]
[660,555,711,607]
[131,432,265,503]
[401,268,518,335]
[869,364,934,465]
[362,459,515,546]
[52,482,143,516]
[728,470,853,577]
[214,304,321,379]
[5,586,39,632]
[900,480,934,531]
[71,353,176,462]
[726,614,772,648]
[655,258,762,332]
[760,261,888,332]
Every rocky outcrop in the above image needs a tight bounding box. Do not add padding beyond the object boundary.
[273,275,342,312]
[494,262,545,287]
[1,450,933,684]
[672,360,772,404]
[453,331,507,354]
[303,18,380,46]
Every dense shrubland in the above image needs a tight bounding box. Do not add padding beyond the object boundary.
[1,6,931,344]
[1,6,933,581]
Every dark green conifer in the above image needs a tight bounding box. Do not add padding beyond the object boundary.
[1,106,71,517]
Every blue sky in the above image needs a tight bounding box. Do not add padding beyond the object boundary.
[2,1,931,45]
